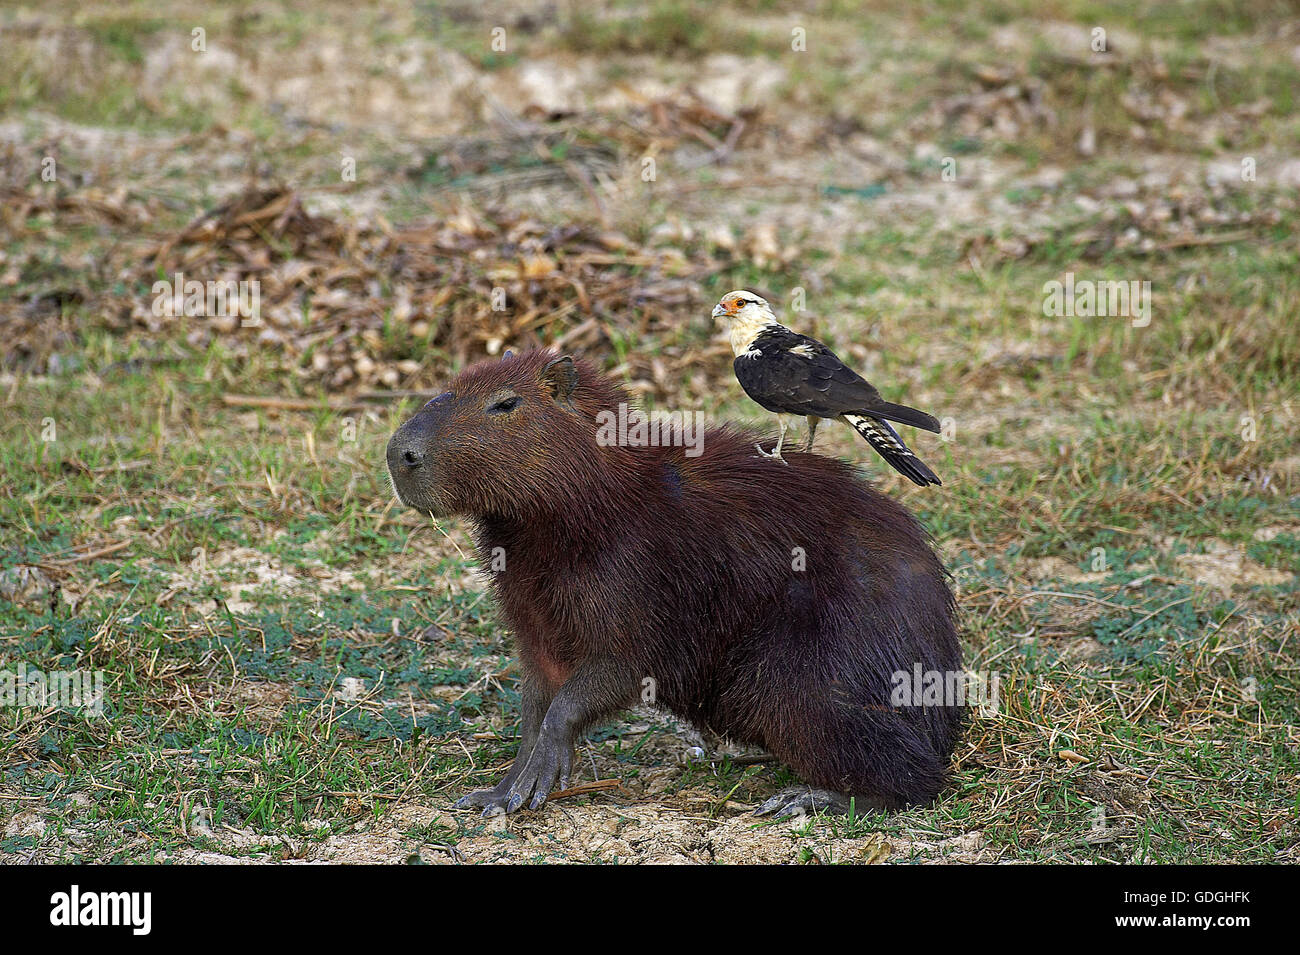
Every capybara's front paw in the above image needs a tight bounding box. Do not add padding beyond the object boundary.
[502,734,572,813]
[454,782,514,814]
[454,735,573,816]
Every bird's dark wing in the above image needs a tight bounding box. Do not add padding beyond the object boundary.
[734,327,885,418]
[733,328,939,434]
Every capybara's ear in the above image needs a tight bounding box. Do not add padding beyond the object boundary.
[540,355,578,407]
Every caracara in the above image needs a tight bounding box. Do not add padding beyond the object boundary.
[712,290,942,486]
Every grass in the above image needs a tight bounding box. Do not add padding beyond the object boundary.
[3,283,1294,862]
[1,0,1296,864]
[561,1,787,59]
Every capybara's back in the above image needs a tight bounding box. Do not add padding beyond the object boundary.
[387,350,962,814]
[624,427,963,809]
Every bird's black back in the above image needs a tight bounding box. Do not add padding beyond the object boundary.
[733,327,884,418]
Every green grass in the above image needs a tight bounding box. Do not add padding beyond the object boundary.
[4,293,1294,860]
[561,0,786,58]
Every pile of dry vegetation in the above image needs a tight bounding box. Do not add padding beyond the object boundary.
[2,88,772,398]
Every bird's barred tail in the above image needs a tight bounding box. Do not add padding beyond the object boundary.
[843,414,942,487]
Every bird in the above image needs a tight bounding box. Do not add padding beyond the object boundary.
[711,290,943,486]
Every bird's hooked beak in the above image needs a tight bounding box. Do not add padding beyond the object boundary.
[711,301,729,321]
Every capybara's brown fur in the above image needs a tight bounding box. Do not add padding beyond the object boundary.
[387,350,963,814]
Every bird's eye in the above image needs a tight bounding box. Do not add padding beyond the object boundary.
[487,395,521,415]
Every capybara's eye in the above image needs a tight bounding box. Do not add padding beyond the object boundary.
[487,395,521,415]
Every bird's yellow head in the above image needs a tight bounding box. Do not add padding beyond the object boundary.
[712,290,779,357]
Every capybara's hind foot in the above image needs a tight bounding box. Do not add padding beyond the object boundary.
[754,787,886,819]
[755,787,847,819]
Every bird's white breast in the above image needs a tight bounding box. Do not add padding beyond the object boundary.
[728,311,781,358]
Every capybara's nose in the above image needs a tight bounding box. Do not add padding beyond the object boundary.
[386,431,425,472]
[387,392,454,470]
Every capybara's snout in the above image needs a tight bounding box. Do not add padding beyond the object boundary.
[386,391,452,513]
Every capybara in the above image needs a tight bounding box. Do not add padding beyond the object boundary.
[386,350,962,816]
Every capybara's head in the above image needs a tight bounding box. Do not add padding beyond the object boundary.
[386,350,619,519]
